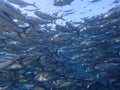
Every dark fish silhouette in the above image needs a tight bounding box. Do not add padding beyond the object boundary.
[7,0,37,8]
[53,0,74,6]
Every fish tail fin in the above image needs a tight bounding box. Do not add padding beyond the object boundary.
[32,2,37,8]
[52,20,57,25]
[59,13,66,21]
[76,30,80,36]
[17,32,23,39]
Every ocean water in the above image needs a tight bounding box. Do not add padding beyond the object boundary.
[0,0,120,90]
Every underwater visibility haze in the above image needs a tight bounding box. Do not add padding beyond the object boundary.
[0,0,120,90]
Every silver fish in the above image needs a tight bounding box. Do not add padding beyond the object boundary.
[0,1,29,22]
[30,87,45,90]
[0,58,13,70]
[4,41,26,54]
[3,31,40,45]
[26,16,52,26]
[7,0,37,8]
[50,32,74,42]
[0,12,25,33]
[53,79,74,88]
[34,11,64,21]
[5,62,23,70]
[35,71,59,82]
[95,63,120,71]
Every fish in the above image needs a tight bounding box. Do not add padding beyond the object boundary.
[35,71,59,82]
[50,32,79,43]
[7,0,37,8]
[63,11,75,16]
[74,40,104,49]
[0,0,37,32]
[0,11,15,25]
[89,0,102,3]
[0,0,28,22]
[26,16,53,26]
[53,0,74,6]
[87,81,106,90]
[105,58,120,63]
[50,33,72,44]
[4,41,25,53]
[0,58,13,70]
[26,45,52,56]
[0,56,24,70]
[30,86,45,90]
[55,24,73,32]
[3,31,24,42]
[95,63,120,71]
[3,31,40,45]
[63,10,76,17]
[0,11,26,34]
[52,79,74,89]
[61,9,75,12]
[34,11,64,21]
[5,62,23,70]
[24,8,40,12]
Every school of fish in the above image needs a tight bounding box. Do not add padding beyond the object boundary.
[0,0,120,90]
